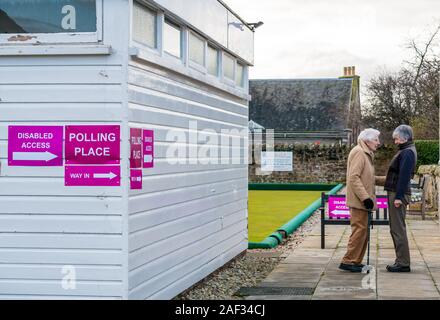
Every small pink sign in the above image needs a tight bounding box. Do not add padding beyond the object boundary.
[130,169,143,190]
[65,125,120,165]
[143,129,154,168]
[130,128,142,169]
[65,166,120,187]
[328,196,388,218]
[376,197,388,209]
[8,126,63,167]
[328,196,350,218]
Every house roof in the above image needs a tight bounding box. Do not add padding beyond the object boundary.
[248,120,265,131]
[249,78,353,132]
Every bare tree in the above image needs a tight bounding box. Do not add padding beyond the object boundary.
[363,24,440,142]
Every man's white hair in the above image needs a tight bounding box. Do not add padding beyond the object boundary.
[358,128,380,142]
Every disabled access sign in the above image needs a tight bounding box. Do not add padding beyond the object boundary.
[8,125,63,166]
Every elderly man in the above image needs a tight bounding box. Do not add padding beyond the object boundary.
[383,125,417,272]
[339,128,381,272]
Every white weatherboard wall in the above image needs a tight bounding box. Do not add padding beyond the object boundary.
[127,62,249,300]
[0,1,130,299]
[0,0,251,299]
[126,0,250,299]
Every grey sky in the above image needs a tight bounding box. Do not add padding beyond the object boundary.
[224,0,440,98]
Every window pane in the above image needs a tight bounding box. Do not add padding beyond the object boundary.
[223,53,234,80]
[236,63,244,87]
[207,45,218,76]
[0,0,96,34]
[164,20,181,58]
[189,32,205,66]
[133,1,156,48]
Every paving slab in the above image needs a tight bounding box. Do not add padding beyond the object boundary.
[250,215,440,300]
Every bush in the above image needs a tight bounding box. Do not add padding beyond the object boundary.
[415,140,439,167]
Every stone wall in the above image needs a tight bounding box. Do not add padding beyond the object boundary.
[249,143,395,184]
[249,144,349,184]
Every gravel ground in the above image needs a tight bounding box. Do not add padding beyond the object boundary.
[174,210,321,300]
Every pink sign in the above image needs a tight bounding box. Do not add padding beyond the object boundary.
[130,128,142,168]
[65,166,120,187]
[328,196,350,218]
[328,196,389,218]
[8,126,63,166]
[143,129,154,168]
[376,197,388,209]
[65,125,120,164]
[130,169,143,190]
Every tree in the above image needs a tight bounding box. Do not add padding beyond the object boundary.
[363,24,440,142]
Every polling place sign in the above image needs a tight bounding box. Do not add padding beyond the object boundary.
[8,126,63,166]
[64,125,121,187]
[65,125,120,164]
[130,128,143,190]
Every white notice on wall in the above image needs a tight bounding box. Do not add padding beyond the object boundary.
[261,152,293,172]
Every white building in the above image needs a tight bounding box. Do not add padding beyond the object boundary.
[0,0,254,299]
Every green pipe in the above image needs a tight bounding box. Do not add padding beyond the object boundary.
[248,232,282,249]
[277,183,344,236]
[248,183,344,249]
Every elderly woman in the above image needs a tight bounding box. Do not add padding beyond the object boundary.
[339,128,381,272]
[383,125,417,272]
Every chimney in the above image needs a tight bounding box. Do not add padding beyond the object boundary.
[343,66,356,77]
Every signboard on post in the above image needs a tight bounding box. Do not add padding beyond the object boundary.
[143,129,154,168]
[130,128,142,169]
[65,166,120,187]
[261,151,293,172]
[130,128,143,190]
[8,126,63,167]
[130,169,142,190]
[65,125,120,164]
[328,196,388,218]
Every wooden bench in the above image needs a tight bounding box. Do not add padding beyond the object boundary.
[408,174,428,220]
[320,193,389,249]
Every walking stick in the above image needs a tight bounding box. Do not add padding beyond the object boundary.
[362,211,373,274]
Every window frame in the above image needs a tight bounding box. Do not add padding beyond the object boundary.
[235,61,246,88]
[222,52,236,85]
[188,30,207,73]
[0,0,103,45]
[163,18,183,60]
[131,0,158,50]
[206,43,220,78]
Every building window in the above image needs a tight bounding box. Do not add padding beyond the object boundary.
[163,19,181,58]
[236,63,245,87]
[132,1,156,48]
[0,0,96,33]
[207,45,219,76]
[189,31,205,66]
[223,53,235,81]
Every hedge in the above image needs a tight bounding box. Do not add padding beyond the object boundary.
[415,140,439,167]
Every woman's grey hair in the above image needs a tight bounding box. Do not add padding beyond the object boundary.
[358,128,380,142]
[393,125,413,141]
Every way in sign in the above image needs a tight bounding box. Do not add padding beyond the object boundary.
[65,166,120,187]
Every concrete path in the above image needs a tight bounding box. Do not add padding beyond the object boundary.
[246,219,440,300]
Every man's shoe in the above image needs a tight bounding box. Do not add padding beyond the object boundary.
[386,264,411,272]
[339,263,363,272]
